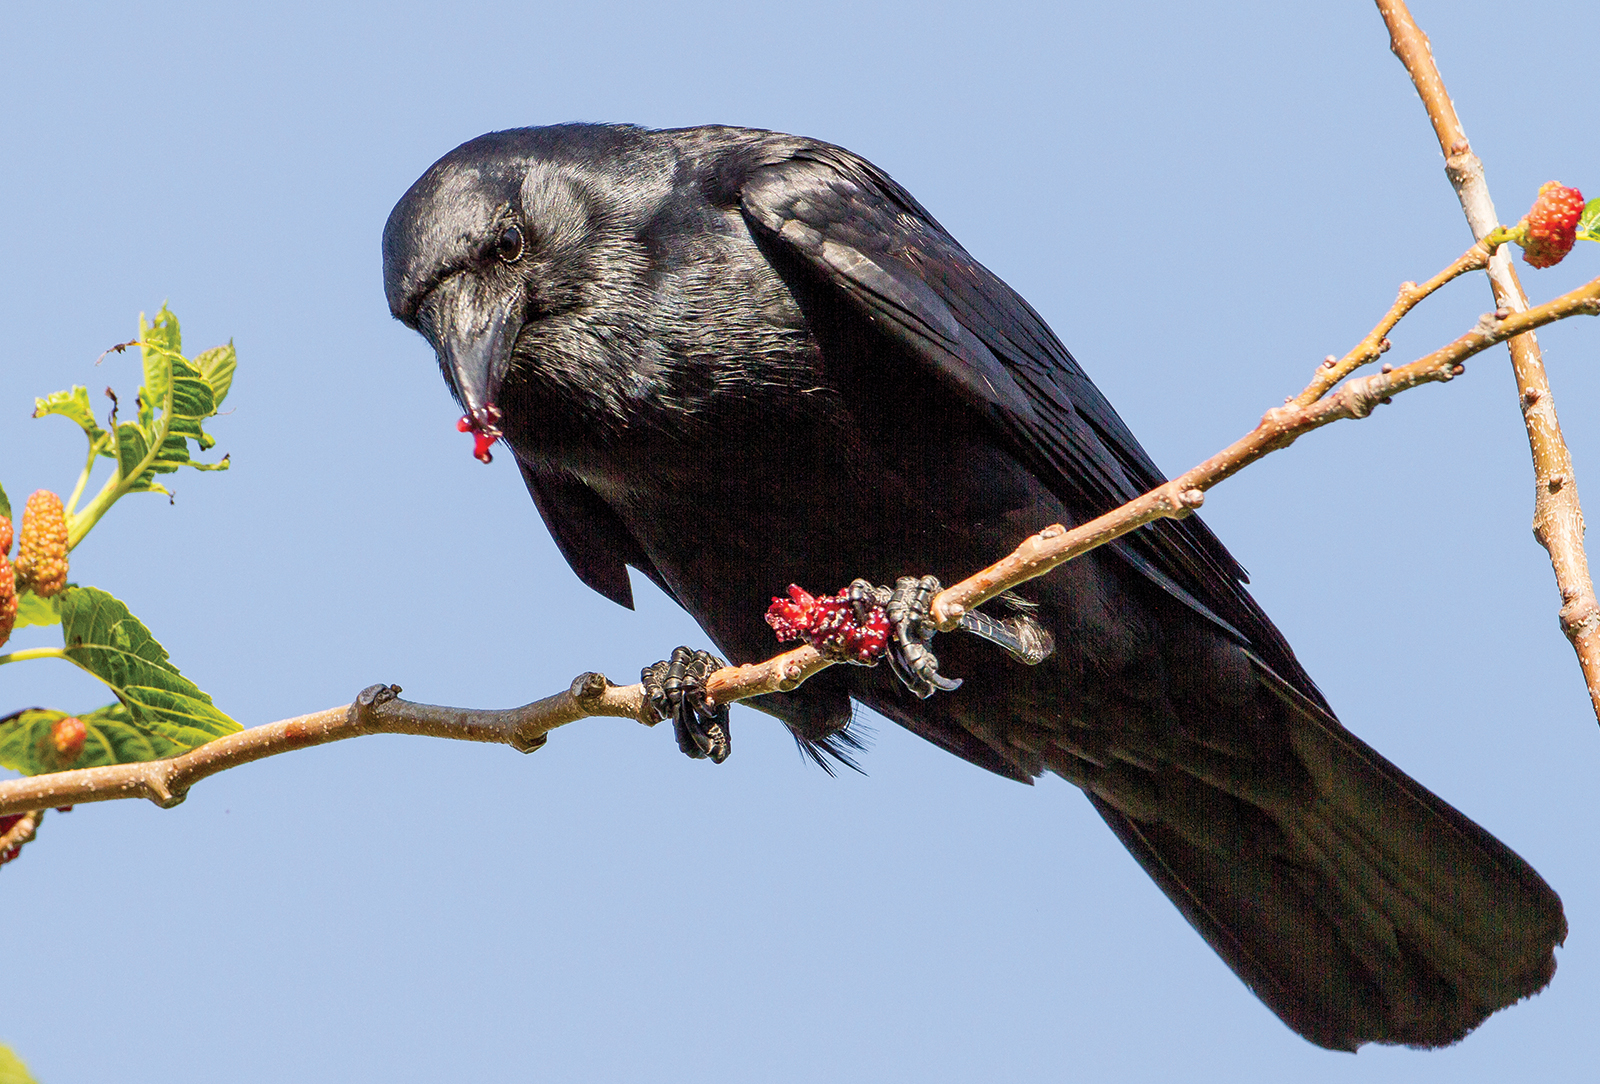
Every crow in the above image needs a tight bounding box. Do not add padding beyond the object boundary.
[383,123,1565,1050]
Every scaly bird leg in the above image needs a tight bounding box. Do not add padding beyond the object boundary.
[642,646,732,762]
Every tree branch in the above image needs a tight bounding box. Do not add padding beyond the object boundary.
[1377,0,1600,724]
[932,272,1600,625]
[0,677,650,816]
[4,267,1596,820]
[0,808,43,858]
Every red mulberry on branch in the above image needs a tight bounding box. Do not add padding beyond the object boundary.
[1516,182,1585,269]
[766,584,890,663]
[0,553,15,649]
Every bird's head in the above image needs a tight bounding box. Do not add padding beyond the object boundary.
[383,126,659,460]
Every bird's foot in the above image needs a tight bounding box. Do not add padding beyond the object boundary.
[876,575,963,698]
[642,646,731,763]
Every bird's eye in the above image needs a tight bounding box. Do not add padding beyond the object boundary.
[495,225,524,263]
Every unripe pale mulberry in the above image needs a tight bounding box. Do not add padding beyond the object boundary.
[14,490,68,598]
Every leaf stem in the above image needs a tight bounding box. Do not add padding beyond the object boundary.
[66,354,178,550]
[63,432,107,521]
[0,638,133,704]
[0,647,69,666]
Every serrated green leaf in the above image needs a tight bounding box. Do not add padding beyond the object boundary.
[0,703,189,776]
[115,421,152,481]
[1577,197,1600,242]
[193,342,236,407]
[0,1044,40,1084]
[139,305,182,410]
[0,481,9,521]
[56,586,240,747]
[169,361,215,414]
[32,384,108,447]
[110,311,229,493]
[165,363,216,448]
[14,589,61,628]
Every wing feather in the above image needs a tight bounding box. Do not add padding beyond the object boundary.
[738,145,1321,705]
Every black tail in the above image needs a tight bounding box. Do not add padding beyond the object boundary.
[1076,664,1565,1050]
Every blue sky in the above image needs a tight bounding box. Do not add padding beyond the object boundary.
[3,2,1598,1080]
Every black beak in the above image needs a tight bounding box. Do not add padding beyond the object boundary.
[426,274,523,437]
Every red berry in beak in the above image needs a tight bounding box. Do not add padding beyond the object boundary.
[456,413,502,464]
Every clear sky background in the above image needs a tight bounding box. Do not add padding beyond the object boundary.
[3,2,1598,1081]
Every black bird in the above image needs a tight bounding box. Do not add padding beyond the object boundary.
[383,124,1565,1050]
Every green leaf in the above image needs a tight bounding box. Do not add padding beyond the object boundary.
[1578,197,1600,243]
[0,703,190,776]
[163,359,217,444]
[139,305,182,410]
[0,481,9,521]
[32,385,108,446]
[113,421,168,495]
[112,312,229,493]
[13,589,61,629]
[57,586,240,747]
[193,342,237,407]
[0,1044,40,1084]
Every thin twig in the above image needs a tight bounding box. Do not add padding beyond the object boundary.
[1377,0,1600,723]
[5,273,1596,819]
[932,275,1600,625]
[1292,239,1497,407]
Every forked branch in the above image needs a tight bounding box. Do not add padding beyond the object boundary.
[1377,0,1600,723]
[4,264,1596,819]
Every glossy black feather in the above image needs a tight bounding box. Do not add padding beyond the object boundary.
[383,123,1565,1049]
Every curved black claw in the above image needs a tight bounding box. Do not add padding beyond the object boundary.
[883,575,963,699]
[642,646,732,763]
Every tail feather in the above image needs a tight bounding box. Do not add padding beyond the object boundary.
[1070,663,1565,1050]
